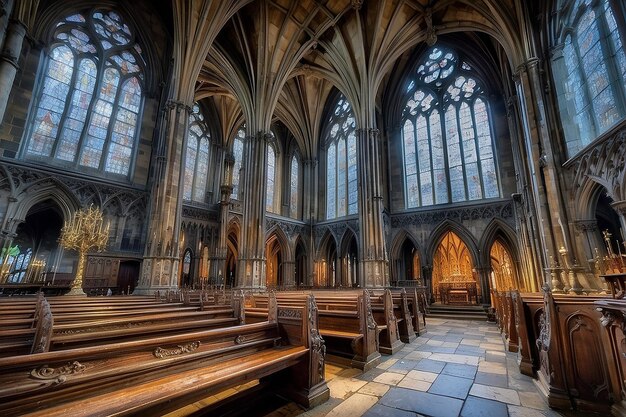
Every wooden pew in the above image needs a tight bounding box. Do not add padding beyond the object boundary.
[403,287,427,335]
[368,289,404,354]
[247,290,381,371]
[0,293,329,416]
[595,299,626,416]
[389,288,420,339]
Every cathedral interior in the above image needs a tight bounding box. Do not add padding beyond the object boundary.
[1,0,626,416]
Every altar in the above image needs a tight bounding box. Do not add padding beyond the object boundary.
[438,274,478,305]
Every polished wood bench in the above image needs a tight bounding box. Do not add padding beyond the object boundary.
[248,290,381,371]
[0,293,329,416]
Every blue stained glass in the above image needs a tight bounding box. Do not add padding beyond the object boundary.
[290,155,299,218]
[466,162,482,200]
[445,106,461,168]
[417,116,430,173]
[27,46,74,157]
[183,135,198,201]
[194,138,209,202]
[337,139,347,217]
[327,143,336,219]
[266,145,276,212]
[57,59,97,161]
[406,175,419,208]
[460,103,477,163]
[231,132,244,199]
[347,133,357,215]
[27,9,144,177]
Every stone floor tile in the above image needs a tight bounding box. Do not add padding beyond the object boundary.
[327,377,368,399]
[362,404,418,417]
[404,351,432,361]
[405,369,439,382]
[429,353,481,366]
[388,359,420,374]
[442,341,460,348]
[380,387,464,417]
[397,375,432,392]
[460,395,509,417]
[480,343,505,351]
[442,363,478,379]
[470,384,521,405]
[478,361,507,375]
[358,368,386,382]
[358,382,390,397]
[485,351,507,363]
[413,358,446,373]
[461,338,482,346]
[507,405,552,417]
[519,391,549,410]
[373,371,405,386]
[427,346,458,354]
[474,371,509,388]
[325,393,379,417]
[377,358,398,370]
[429,373,473,399]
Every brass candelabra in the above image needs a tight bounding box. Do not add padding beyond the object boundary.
[59,205,109,295]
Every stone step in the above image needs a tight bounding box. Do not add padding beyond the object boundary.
[426,304,488,321]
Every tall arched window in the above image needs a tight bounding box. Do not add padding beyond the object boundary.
[266,140,277,212]
[24,10,145,177]
[290,154,299,219]
[553,0,626,157]
[231,127,245,199]
[326,94,357,219]
[183,104,211,203]
[401,47,500,208]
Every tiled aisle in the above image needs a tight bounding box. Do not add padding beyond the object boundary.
[271,318,564,417]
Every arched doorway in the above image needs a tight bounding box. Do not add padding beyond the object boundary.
[432,231,479,304]
[295,239,307,286]
[2,199,64,285]
[342,234,359,287]
[325,239,337,287]
[265,234,283,288]
[225,231,238,288]
[398,238,421,285]
[117,260,140,294]
[596,192,623,256]
[181,249,193,288]
[489,239,517,293]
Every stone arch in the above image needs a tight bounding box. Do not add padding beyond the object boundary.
[390,229,423,285]
[10,180,80,231]
[426,220,480,267]
[479,219,519,267]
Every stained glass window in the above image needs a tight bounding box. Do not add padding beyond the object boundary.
[554,0,626,157]
[24,9,144,176]
[401,46,500,208]
[231,127,245,199]
[290,155,299,218]
[266,143,276,212]
[326,94,357,219]
[183,104,211,203]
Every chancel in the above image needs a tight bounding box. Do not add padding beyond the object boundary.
[0,0,626,416]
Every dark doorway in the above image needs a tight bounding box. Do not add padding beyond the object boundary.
[295,240,306,286]
[117,260,140,294]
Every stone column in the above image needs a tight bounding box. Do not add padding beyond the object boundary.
[611,201,626,241]
[0,19,25,122]
[514,59,573,290]
[476,266,492,306]
[238,131,270,289]
[136,100,192,294]
[0,1,15,53]
[282,260,296,288]
[356,128,389,287]
[211,153,234,286]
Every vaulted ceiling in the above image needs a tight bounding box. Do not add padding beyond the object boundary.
[189,0,528,154]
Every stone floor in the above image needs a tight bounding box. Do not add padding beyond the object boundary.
[167,318,567,417]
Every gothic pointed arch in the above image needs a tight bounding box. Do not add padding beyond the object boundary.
[426,220,479,267]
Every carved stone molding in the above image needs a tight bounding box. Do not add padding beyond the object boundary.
[390,201,514,228]
[569,124,626,202]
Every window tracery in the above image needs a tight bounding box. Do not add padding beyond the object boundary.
[326,95,357,219]
[183,104,211,203]
[231,127,245,200]
[25,10,145,177]
[402,47,500,208]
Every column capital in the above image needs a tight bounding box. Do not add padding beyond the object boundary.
[166,99,192,114]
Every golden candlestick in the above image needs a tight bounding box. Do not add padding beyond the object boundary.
[59,205,109,295]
